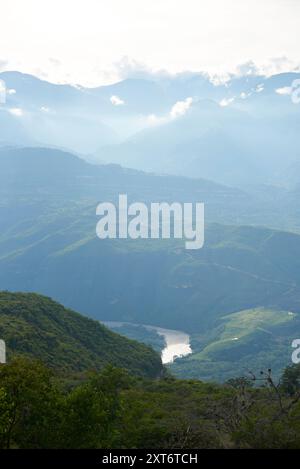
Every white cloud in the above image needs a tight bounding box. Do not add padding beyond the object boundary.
[276,86,292,95]
[110,95,125,106]
[8,107,23,117]
[1,0,300,86]
[235,61,259,77]
[8,88,16,95]
[170,97,193,119]
[113,57,153,80]
[40,106,50,112]
[219,97,235,107]
[72,84,84,90]
[148,97,193,126]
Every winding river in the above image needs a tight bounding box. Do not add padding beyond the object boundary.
[103,321,192,364]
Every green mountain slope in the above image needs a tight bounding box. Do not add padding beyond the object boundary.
[0,146,298,232]
[1,220,300,333]
[0,291,163,378]
[1,147,300,381]
[171,307,299,381]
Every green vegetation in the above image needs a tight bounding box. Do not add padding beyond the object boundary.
[1,357,300,449]
[171,308,299,381]
[191,307,295,359]
[0,292,162,378]
[0,291,298,449]
[1,147,300,382]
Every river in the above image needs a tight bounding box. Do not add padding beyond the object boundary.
[103,321,192,364]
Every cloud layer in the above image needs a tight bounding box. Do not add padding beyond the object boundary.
[0,0,300,86]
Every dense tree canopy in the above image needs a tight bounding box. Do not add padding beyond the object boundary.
[1,358,300,449]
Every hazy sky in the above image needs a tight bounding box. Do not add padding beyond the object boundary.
[0,0,299,85]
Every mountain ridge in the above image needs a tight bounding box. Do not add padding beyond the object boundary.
[0,290,163,377]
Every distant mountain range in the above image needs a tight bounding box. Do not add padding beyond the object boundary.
[1,71,300,187]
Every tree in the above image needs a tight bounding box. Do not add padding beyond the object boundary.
[61,366,132,448]
[0,357,61,448]
[280,364,300,396]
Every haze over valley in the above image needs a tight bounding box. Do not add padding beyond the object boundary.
[2,0,300,451]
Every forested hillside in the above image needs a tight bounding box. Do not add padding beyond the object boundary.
[1,357,300,449]
[0,291,162,378]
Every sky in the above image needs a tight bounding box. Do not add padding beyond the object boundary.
[0,0,299,86]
